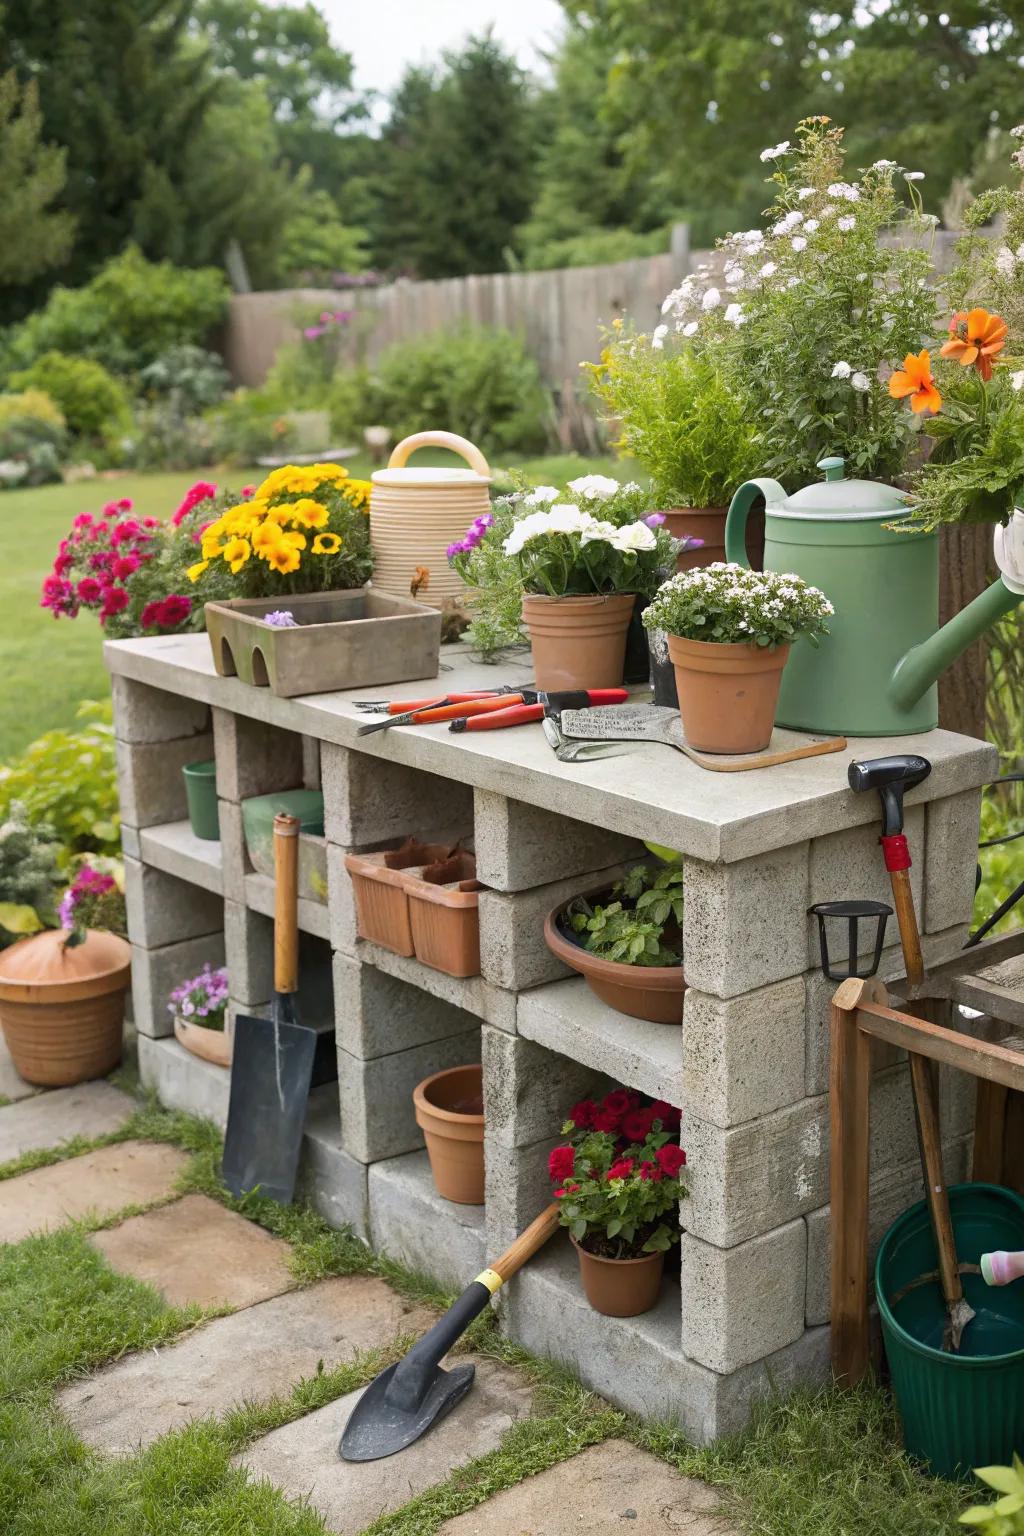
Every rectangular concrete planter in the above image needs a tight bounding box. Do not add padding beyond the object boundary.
[204,589,441,698]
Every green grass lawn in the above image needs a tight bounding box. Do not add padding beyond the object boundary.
[0,451,625,758]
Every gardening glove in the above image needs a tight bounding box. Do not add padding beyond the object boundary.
[994,508,1024,595]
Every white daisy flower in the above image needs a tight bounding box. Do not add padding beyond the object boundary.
[904,171,925,182]
[831,361,852,378]
[567,474,620,501]
[701,286,722,311]
[837,215,856,232]
[797,186,815,201]
[760,140,791,162]
[651,323,669,349]
[803,219,819,233]
[724,302,746,326]
[681,321,699,336]
[792,236,807,251]
[759,261,777,279]
[851,372,871,392]
[827,181,860,201]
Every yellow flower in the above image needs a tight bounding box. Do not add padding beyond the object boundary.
[201,538,225,561]
[312,531,342,554]
[255,467,299,499]
[264,543,302,575]
[281,530,307,551]
[223,536,251,573]
[308,462,349,483]
[341,478,372,511]
[251,521,284,554]
[287,498,329,529]
[187,559,210,582]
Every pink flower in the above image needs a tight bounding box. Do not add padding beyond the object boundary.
[72,513,93,529]
[118,498,133,511]
[240,485,255,498]
[160,594,192,626]
[76,577,102,603]
[143,516,160,528]
[99,585,130,622]
[113,554,139,580]
[172,481,217,526]
[53,552,73,575]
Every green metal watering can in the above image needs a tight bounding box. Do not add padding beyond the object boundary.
[725,456,1023,736]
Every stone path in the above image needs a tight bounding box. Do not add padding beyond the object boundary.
[0,1080,738,1536]
[0,1036,36,1103]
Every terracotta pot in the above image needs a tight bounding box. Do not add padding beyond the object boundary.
[667,634,790,754]
[521,593,636,692]
[174,1014,232,1067]
[662,506,766,573]
[344,840,455,955]
[571,1236,665,1317]
[543,898,685,1025]
[405,851,482,978]
[0,928,130,1087]
[414,1063,485,1204]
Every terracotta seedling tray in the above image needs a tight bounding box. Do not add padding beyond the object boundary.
[543,887,686,1025]
[204,589,442,698]
[405,851,482,978]
[344,839,456,955]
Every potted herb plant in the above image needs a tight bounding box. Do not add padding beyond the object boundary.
[549,1089,686,1317]
[642,563,833,754]
[587,325,758,569]
[544,862,685,1024]
[169,963,231,1067]
[449,479,680,690]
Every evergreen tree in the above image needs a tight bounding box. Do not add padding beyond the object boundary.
[0,71,75,307]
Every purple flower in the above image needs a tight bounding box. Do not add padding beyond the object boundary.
[303,325,325,341]
[264,610,299,627]
[644,513,667,528]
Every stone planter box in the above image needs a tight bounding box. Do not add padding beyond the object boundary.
[205,589,441,698]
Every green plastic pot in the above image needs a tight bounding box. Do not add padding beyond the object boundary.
[876,1183,1024,1480]
[182,759,219,841]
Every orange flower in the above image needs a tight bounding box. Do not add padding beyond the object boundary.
[888,349,942,414]
[940,307,1008,381]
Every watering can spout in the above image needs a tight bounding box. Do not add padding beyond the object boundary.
[889,576,1023,713]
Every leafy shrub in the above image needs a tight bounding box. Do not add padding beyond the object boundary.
[126,401,218,471]
[138,345,230,414]
[327,368,371,442]
[0,803,63,946]
[524,226,669,272]
[367,325,552,456]
[0,388,67,486]
[0,701,120,858]
[959,1454,1024,1532]
[4,246,229,379]
[274,190,369,286]
[10,351,130,441]
[210,388,294,464]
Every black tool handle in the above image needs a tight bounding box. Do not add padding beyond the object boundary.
[385,1282,492,1413]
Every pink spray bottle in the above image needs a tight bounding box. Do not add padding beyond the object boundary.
[981,1250,1024,1286]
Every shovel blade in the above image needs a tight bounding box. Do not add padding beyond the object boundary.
[339,1360,476,1462]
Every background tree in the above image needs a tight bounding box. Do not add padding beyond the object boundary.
[0,72,74,312]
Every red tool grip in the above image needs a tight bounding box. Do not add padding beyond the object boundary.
[583,688,629,705]
[412,694,525,724]
[451,703,544,732]
[880,833,912,872]
[387,691,500,714]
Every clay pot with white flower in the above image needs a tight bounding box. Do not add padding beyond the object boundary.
[642,563,834,754]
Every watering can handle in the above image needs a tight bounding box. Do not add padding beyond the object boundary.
[724,478,787,567]
[387,431,491,478]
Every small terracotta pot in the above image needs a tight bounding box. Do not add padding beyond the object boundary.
[543,899,685,1025]
[521,593,636,691]
[0,928,130,1087]
[174,1014,232,1067]
[344,840,455,956]
[413,1063,485,1204]
[667,634,789,754]
[405,852,482,978]
[572,1237,665,1317]
[662,506,765,572]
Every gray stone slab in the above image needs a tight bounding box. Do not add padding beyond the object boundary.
[436,1439,735,1535]
[236,1355,535,1536]
[138,820,224,896]
[60,1275,436,1452]
[354,939,517,1032]
[112,674,211,745]
[925,788,983,935]
[103,634,996,864]
[483,1026,609,1151]
[212,706,304,802]
[683,843,810,999]
[0,1035,37,1103]
[337,1030,480,1164]
[0,1139,189,1242]
[91,1192,294,1309]
[478,862,634,993]
[224,898,274,1009]
[484,1133,552,1255]
[334,952,482,1060]
[473,788,643,893]
[244,871,330,942]
[369,1149,485,1293]
[131,931,227,1040]
[299,1087,370,1243]
[680,1220,806,1373]
[0,1080,135,1163]
[322,740,473,846]
[123,856,223,950]
[682,977,806,1129]
[137,1035,231,1129]
[806,807,925,971]
[517,978,683,1106]
[115,733,214,829]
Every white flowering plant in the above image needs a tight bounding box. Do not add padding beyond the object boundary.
[641,562,834,649]
[660,118,939,488]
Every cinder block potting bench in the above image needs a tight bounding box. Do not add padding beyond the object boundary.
[107,632,996,1443]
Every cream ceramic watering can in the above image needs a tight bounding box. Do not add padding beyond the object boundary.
[369,431,491,609]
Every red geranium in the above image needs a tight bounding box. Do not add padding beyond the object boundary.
[649,1100,682,1131]
[656,1144,686,1177]
[621,1107,656,1143]
[548,1145,575,1181]
[568,1099,598,1130]
[603,1088,632,1118]
[639,1160,663,1182]
[606,1157,634,1181]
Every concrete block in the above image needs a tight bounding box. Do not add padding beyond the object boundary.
[682,843,810,999]
[137,1034,231,1128]
[684,1095,827,1247]
[322,741,472,846]
[212,706,303,802]
[925,788,983,934]
[806,807,924,970]
[681,977,805,1128]
[337,1030,480,1163]
[115,733,214,829]
[479,862,632,992]
[484,1133,552,1254]
[223,899,273,1008]
[334,952,482,1060]
[804,1134,972,1326]
[711,1324,831,1439]
[112,674,210,745]
[131,931,226,1038]
[482,1025,609,1150]
[120,823,140,860]
[517,978,683,1104]
[300,1086,369,1243]
[369,1149,485,1292]
[680,1220,806,1373]
[473,787,642,893]
[326,841,358,955]
[301,734,321,789]
[123,857,222,950]
[217,798,249,901]
[355,939,517,1032]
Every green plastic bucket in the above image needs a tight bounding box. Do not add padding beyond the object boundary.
[876,1183,1024,1479]
[182,759,220,841]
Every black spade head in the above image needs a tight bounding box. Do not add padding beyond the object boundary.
[339,1360,476,1461]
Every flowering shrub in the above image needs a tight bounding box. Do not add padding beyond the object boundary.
[0,387,68,486]
[643,562,833,648]
[168,964,229,1032]
[58,863,126,947]
[549,1088,686,1258]
[565,862,683,967]
[42,498,162,626]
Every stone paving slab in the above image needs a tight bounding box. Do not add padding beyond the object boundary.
[91,1192,294,1309]
[0,1036,37,1103]
[59,1275,436,1453]
[236,1355,534,1535]
[436,1439,736,1534]
[0,1139,189,1243]
[0,1080,135,1164]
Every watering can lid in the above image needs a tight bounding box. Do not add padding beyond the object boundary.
[780,457,909,518]
[371,466,491,487]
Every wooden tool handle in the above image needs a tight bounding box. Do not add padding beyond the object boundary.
[490,1203,561,1282]
[909,1052,963,1305]
[273,813,300,995]
[888,868,924,987]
